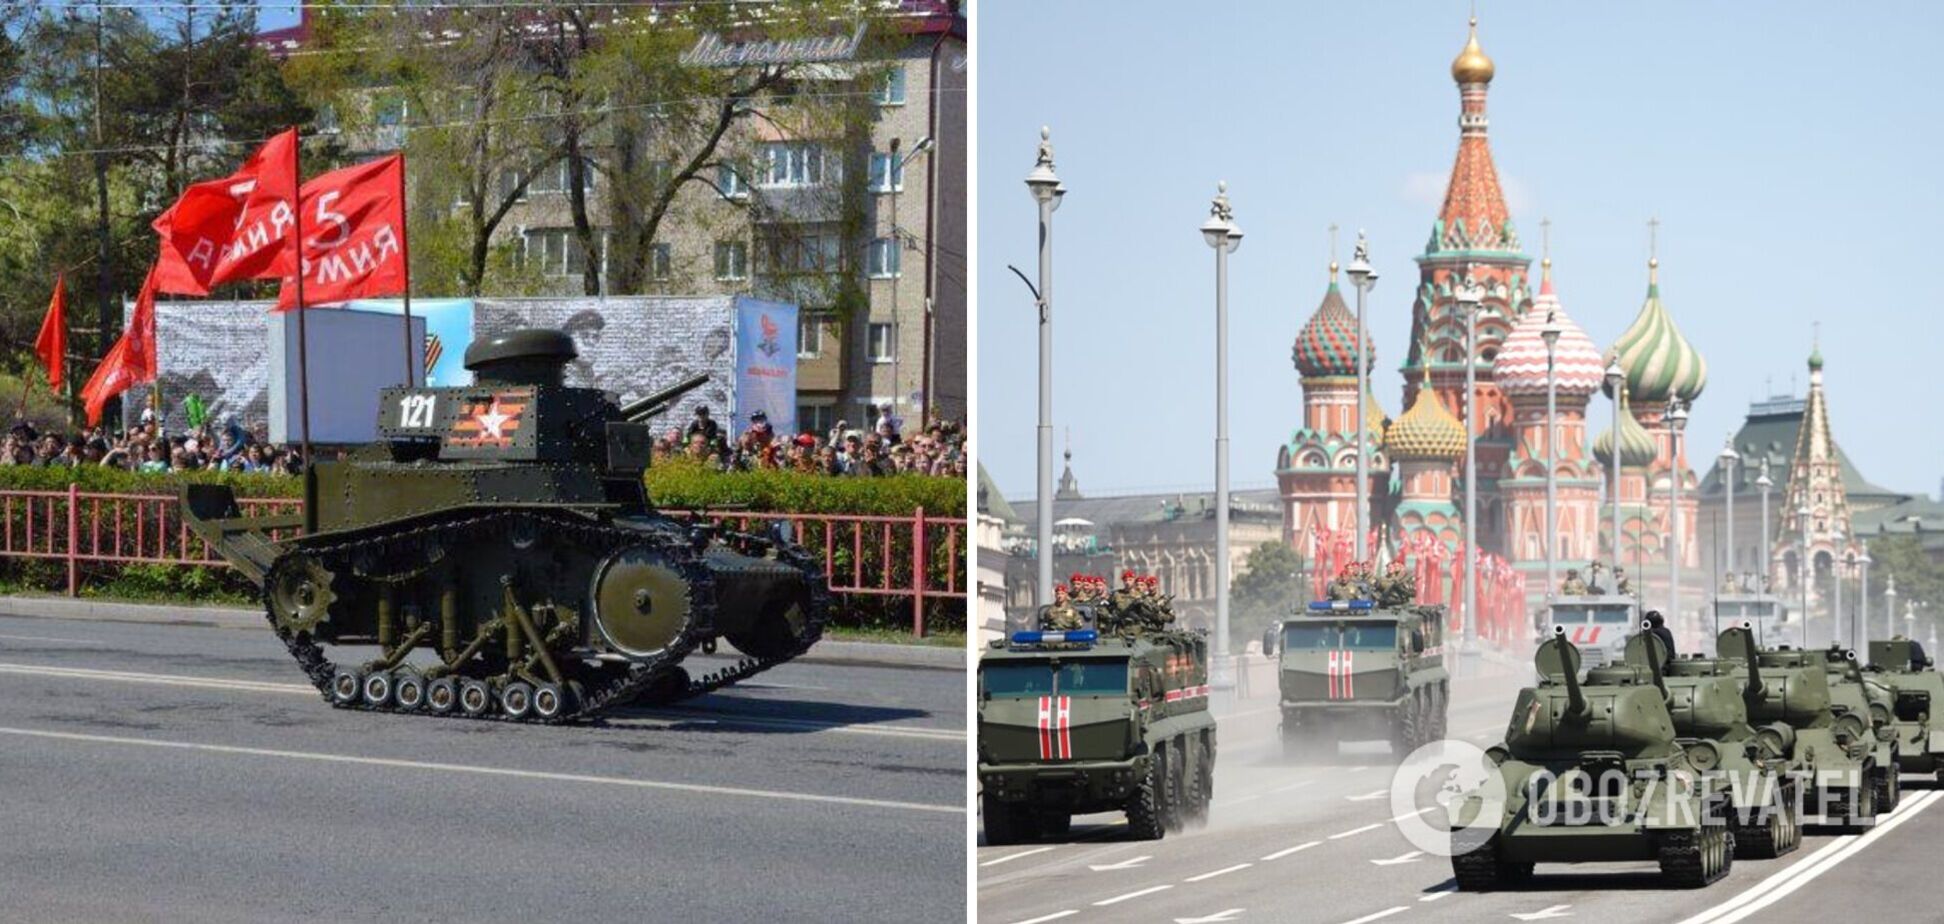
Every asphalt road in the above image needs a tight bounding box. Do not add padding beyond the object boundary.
[0,613,966,923]
[977,656,1944,924]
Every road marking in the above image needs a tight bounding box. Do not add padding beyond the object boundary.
[0,662,960,742]
[1678,789,1942,924]
[1176,910,1245,923]
[1341,906,1409,924]
[0,726,962,815]
[1391,806,1436,823]
[1330,823,1383,839]
[1087,855,1151,871]
[1371,850,1423,866]
[1271,779,1314,793]
[982,847,1056,867]
[1183,863,1251,882]
[1348,765,1369,772]
[1094,884,1172,906]
[1510,905,1572,920]
[1010,912,1077,924]
[1420,884,1456,902]
[1213,793,1262,808]
[1261,840,1320,861]
[0,634,104,645]
[1347,788,1387,801]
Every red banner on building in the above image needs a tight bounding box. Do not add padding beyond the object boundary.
[151,129,300,295]
[275,154,406,310]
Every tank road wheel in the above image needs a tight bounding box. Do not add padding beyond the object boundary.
[1873,763,1901,814]
[458,679,494,717]
[1845,776,1879,831]
[425,678,458,714]
[330,669,362,706]
[500,681,534,719]
[393,674,426,712]
[589,545,703,661]
[1125,748,1167,841]
[531,683,570,721]
[361,671,394,708]
[266,554,337,636]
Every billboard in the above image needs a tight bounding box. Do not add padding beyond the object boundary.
[268,308,426,444]
[734,297,798,437]
[349,298,476,386]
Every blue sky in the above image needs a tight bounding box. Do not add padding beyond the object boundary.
[977,1,1944,504]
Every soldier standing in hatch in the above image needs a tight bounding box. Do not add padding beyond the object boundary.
[1586,560,1607,595]
[1561,568,1588,596]
[1041,583,1082,632]
[1614,567,1634,596]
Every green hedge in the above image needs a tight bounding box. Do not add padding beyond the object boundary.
[0,464,299,498]
[645,459,966,517]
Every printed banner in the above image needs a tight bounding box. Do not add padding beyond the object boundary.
[733,296,798,437]
[349,298,476,386]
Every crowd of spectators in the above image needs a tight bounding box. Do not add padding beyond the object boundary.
[2,411,304,475]
[652,404,966,478]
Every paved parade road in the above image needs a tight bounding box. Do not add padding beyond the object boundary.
[977,659,1944,924]
[0,613,966,923]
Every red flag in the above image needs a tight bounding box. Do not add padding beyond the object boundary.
[151,129,301,295]
[33,275,66,390]
[80,266,161,426]
[275,154,406,310]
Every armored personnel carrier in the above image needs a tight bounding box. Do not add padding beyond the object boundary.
[1865,638,1944,781]
[1712,593,1792,648]
[1543,594,1638,668]
[978,616,1216,843]
[180,329,829,723]
[1268,599,1448,759]
[1638,626,1801,858]
[1450,628,1735,890]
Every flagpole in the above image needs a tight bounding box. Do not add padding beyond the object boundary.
[291,131,315,533]
[397,153,415,385]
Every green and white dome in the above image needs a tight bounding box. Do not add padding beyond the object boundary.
[1612,259,1707,404]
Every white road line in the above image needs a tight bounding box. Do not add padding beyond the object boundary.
[1420,885,1455,902]
[0,634,104,645]
[980,846,1056,867]
[1213,793,1263,808]
[1183,863,1251,882]
[1340,906,1409,924]
[1330,823,1383,839]
[1010,912,1077,924]
[0,726,962,815]
[1271,779,1315,793]
[1678,790,1942,924]
[0,662,960,742]
[1094,885,1172,906]
[1261,841,1320,861]
[1391,806,1436,823]
[1347,788,1387,801]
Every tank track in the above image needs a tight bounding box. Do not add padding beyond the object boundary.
[1657,827,1733,888]
[260,508,829,724]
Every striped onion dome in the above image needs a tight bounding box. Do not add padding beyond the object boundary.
[1492,262,1605,398]
[1292,276,1370,379]
[1385,383,1467,460]
[1612,259,1707,404]
[1591,384,1658,468]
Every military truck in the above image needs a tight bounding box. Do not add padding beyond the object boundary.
[1718,643,1886,829]
[1451,629,1737,890]
[1543,594,1638,668]
[1820,645,1902,815]
[180,329,828,723]
[1267,599,1448,760]
[978,621,1216,843]
[1712,593,1793,648]
[1639,626,1801,858]
[1865,638,1944,780]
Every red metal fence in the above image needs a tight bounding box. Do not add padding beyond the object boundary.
[0,487,965,636]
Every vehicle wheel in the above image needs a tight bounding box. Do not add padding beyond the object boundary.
[330,669,362,706]
[1451,831,1507,891]
[1181,738,1208,828]
[1392,695,1421,757]
[981,792,1026,846]
[1035,810,1073,840]
[1126,749,1166,840]
[425,677,458,714]
[393,673,426,711]
[458,679,494,717]
[1190,735,1214,826]
[1874,764,1901,814]
[501,681,534,719]
[531,682,570,721]
[1735,781,1799,859]
[1659,826,1731,888]
[1160,740,1185,833]
[1848,778,1878,831]
[361,671,394,708]
[1435,683,1450,738]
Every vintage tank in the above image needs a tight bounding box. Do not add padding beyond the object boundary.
[1718,643,1886,829]
[1266,599,1450,760]
[978,610,1217,844]
[1865,638,1944,780]
[180,328,830,723]
[1819,644,1903,813]
[1450,628,1737,890]
[1639,625,1801,858]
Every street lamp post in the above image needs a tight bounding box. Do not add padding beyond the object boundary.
[1542,314,1561,603]
[1606,360,1626,584]
[887,136,932,423]
[1345,233,1378,561]
[1663,398,1689,622]
[1201,182,1243,677]
[1024,128,1064,609]
[1719,439,1739,593]
[1798,501,1813,647]
[1858,547,1873,652]
[1887,575,1900,641]
[1835,524,1848,651]
[1757,459,1773,594]
[1456,268,1485,648]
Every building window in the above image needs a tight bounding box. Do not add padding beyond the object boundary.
[717,164,748,199]
[497,168,528,203]
[522,228,591,278]
[867,322,894,363]
[878,65,907,105]
[869,152,905,193]
[798,314,825,358]
[714,241,748,281]
[759,229,842,276]
[758,142,837,188]
[799,402,836,437]
[650,243,673,281]
[867,237,901,278]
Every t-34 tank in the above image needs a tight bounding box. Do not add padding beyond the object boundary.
[1865,638,1944,781]
[181,329,829,723]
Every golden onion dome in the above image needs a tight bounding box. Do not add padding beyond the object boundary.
[1384,383,1468,461]
[1451,17,1495,85]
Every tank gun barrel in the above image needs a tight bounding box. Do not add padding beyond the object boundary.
[1545,627,1589,720]
[1735,624,1765,701]
[621,373,711,422]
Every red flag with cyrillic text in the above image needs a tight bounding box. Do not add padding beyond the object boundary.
[80,265,161,425]
[33,275,66,390]
[151,128,300,294]
[275,154,406,309]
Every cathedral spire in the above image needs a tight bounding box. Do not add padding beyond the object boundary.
[1436,14,1514,252]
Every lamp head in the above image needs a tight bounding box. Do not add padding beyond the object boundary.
[1540,311,1561,349]
[1025,126,1061,204]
